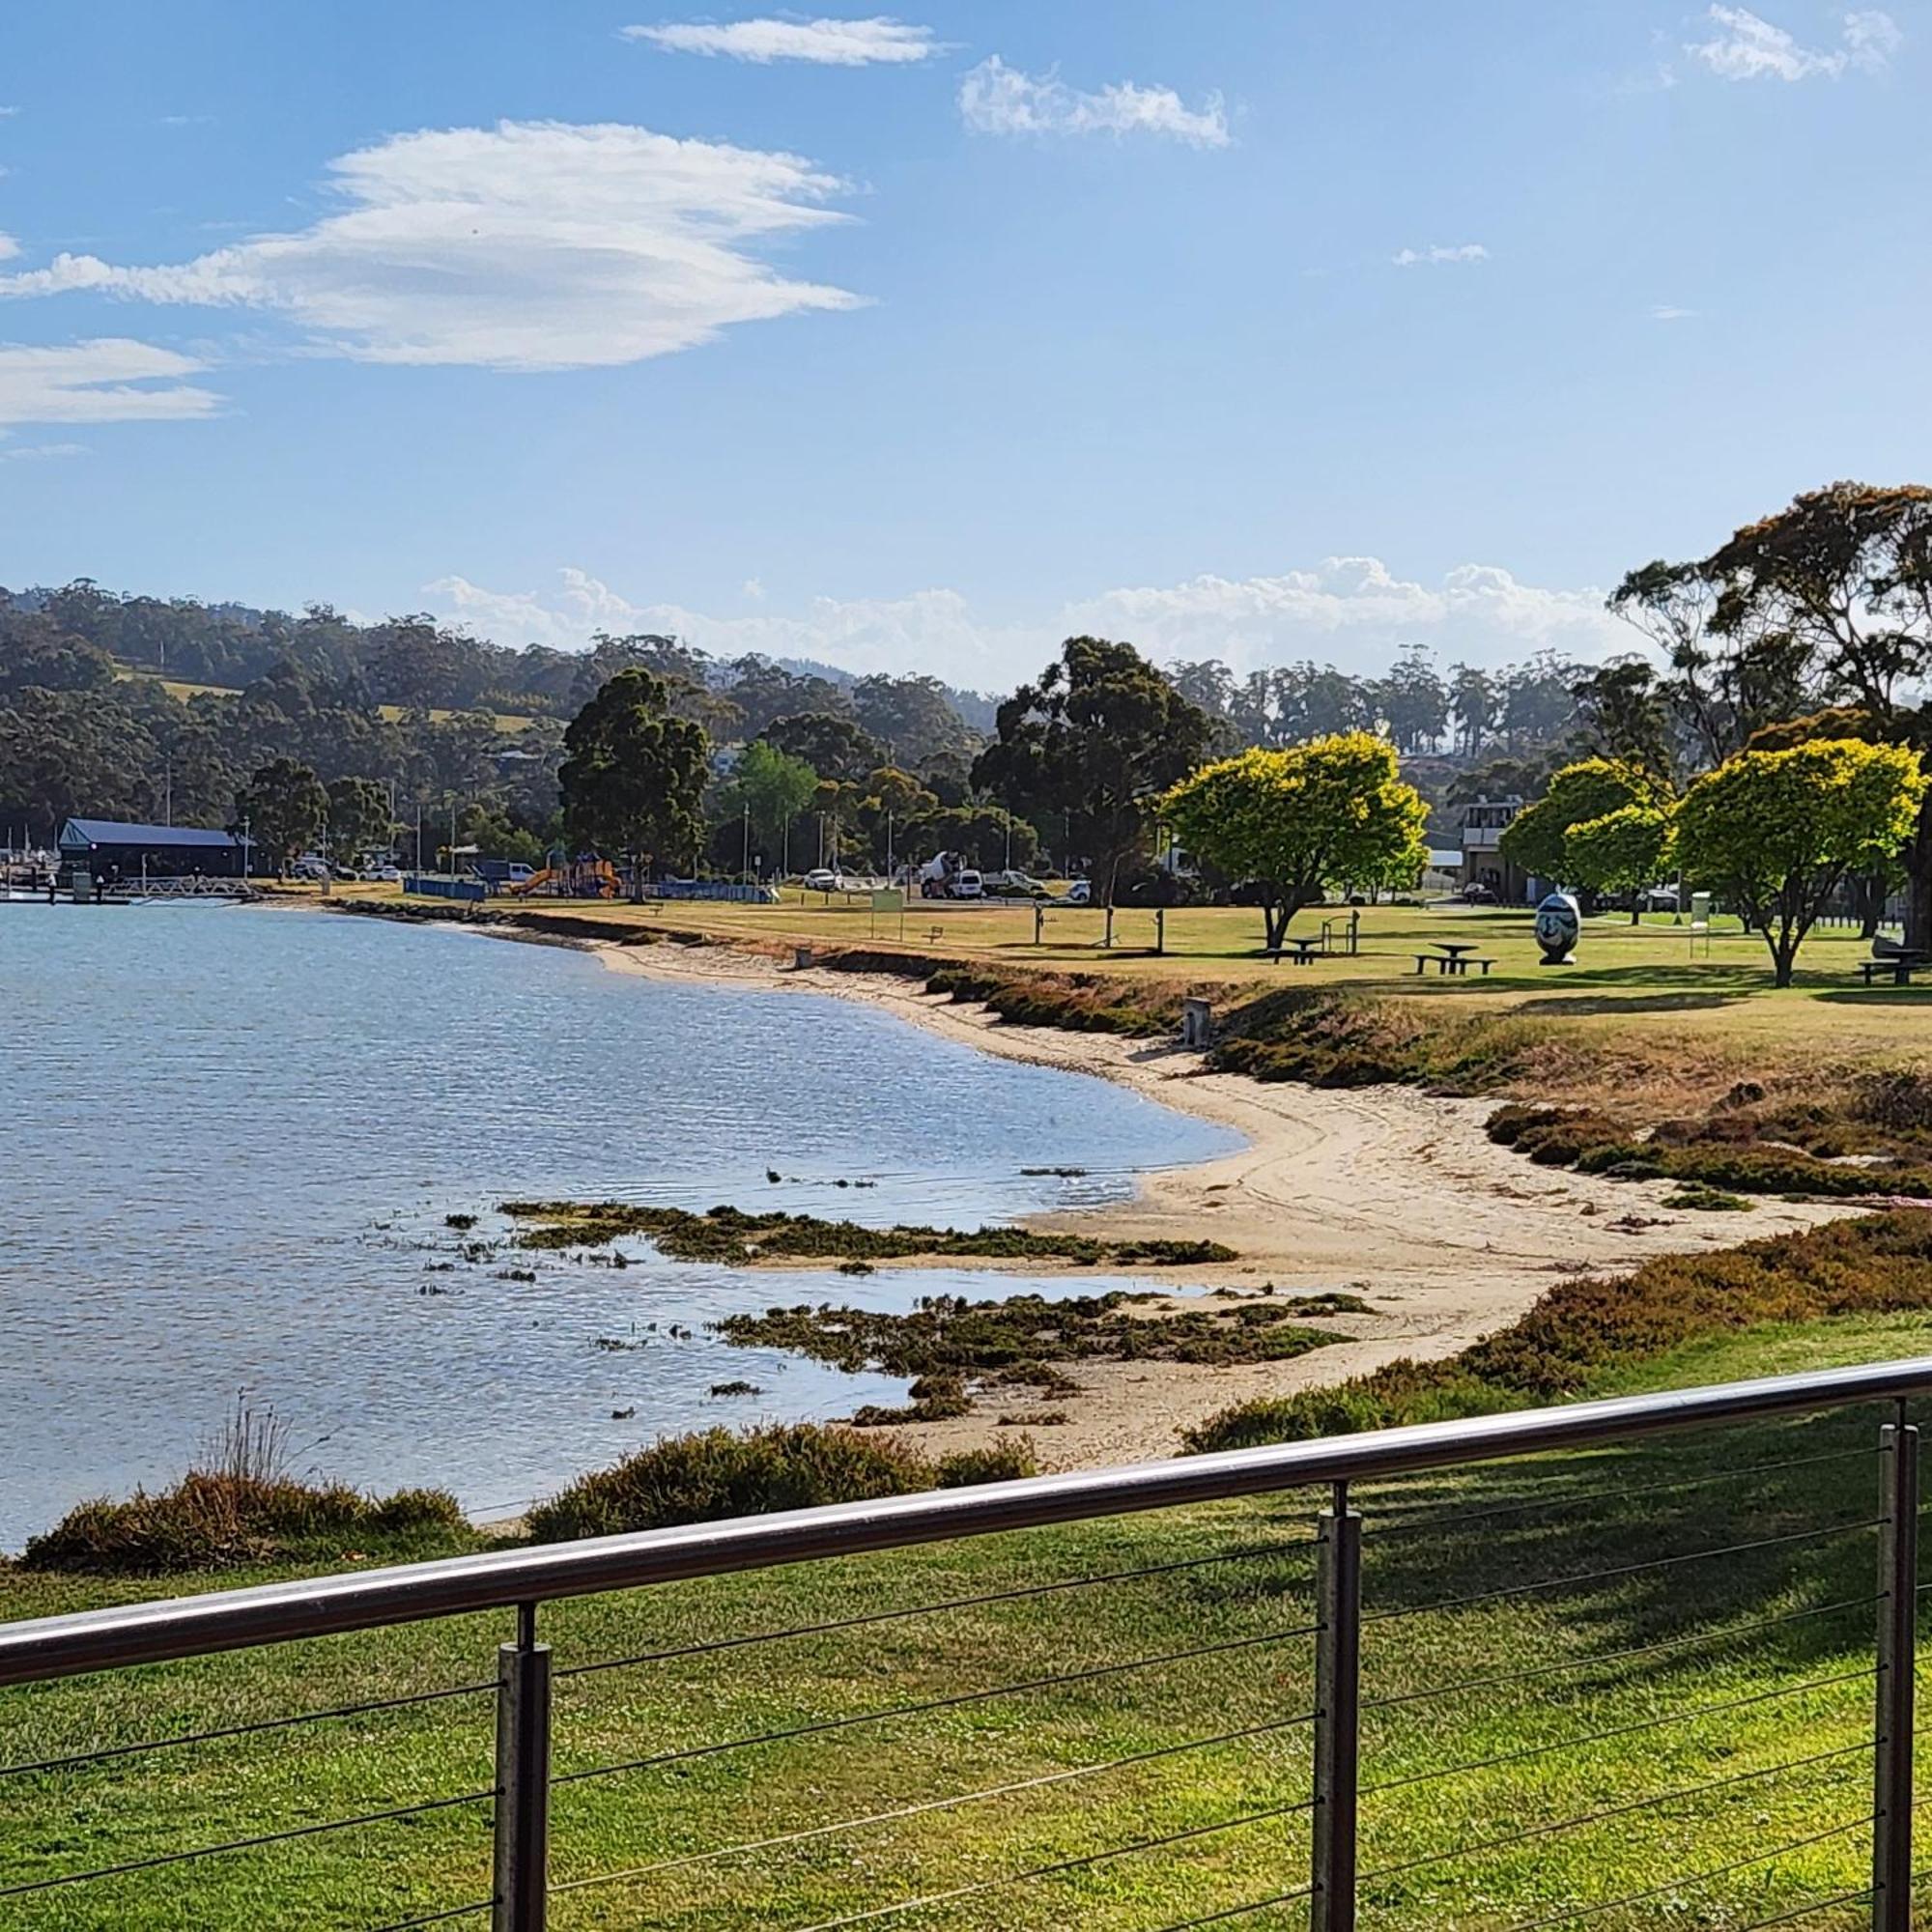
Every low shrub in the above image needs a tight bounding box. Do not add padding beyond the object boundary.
[936,1441,1037,1486]
[24,1474,469,1576]
[1183,1210,1932,1454]
[526,1422,1036,1540]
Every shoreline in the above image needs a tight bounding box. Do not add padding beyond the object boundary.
[491,914,1856,1469]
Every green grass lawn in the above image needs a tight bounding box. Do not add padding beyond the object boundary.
[7,1314,1932,1930]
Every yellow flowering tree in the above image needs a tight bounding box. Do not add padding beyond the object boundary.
[1674,739,1927,985]
[1161,733,1429,952]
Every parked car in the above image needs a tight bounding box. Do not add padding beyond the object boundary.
[988,869,1046,896]
[1061,877,1092,905]
[801,867,839,893]
[1460,882,1497,905]
[949,869,984,899]
[371,865,403,883]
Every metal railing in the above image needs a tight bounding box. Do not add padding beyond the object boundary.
[2,1353,1929,1929]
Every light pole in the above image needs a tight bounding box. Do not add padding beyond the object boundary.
[741,803,751,884]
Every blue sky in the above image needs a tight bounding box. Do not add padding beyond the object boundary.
[0,1,1926,687]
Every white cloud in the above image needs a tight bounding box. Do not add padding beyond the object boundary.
[1685,6,1900,80]
[958,56,1230,148]
[1392,242,1488,268]
[0,234,18,263]
[0,120,862,372]
[0,338,221,426]
[624,16,944,63]
[425,555,1628,687]
[0,439,86,461]
[1649,302,1697,320]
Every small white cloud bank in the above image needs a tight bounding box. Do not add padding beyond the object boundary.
[624,15,944,64]
[1392,242,1489,268]
[958,56,1230,147]
[0,120,863,371]
[0,338,221,426]
[426,555,1628,688]
[1686,6,1900,80]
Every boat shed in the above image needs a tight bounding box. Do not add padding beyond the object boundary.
[57,818,251,882]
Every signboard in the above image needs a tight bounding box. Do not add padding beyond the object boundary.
[870,890,904,913]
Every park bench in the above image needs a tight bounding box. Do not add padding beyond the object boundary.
[1857,954,1929,986]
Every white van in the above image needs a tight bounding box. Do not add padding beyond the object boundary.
[950,869,984,899]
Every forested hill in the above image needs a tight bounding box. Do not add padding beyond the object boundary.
[0,581,997,731]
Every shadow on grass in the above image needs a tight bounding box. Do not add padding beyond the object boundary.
[1199,1403,1897,1696]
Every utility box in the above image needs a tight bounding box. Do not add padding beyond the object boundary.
[1180,998,1213,1049]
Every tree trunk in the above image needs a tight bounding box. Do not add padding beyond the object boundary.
[1264,899,1291,952]
[1903,796,1932,952]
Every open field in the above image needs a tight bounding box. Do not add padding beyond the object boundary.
[110,668,537,734]
[2,1309,1924,1930]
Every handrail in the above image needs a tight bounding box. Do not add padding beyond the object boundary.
[5,1352,1929,1687]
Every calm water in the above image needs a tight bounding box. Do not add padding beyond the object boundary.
[0,905,1238,1547]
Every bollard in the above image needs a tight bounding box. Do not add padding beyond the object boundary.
[494,1605,552,1932]
[1180,998,1213,1049]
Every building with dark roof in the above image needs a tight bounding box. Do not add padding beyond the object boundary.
[58,818,253,882]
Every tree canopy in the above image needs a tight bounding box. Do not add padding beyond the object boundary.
[973,637,1212,906]
[1161,733,1429,950]
[558,669,709,894]
[1497,758,1662,885]
[236,757,327,874]
[325,776,392,869]
[1563,804,1674,923]
[1675,739,1926,985]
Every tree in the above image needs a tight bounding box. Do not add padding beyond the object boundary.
[1568,658,1674,780]
[849,674,973,768]
[729,739,819,859]
[1700,484,1932,947]
[1675,739,1926,985]
[1498,758,1660,885]
[1161,733,1430,951]
[909,803,1038,871]
[973,638,1212,905]
[762,712,882,786]
[559,668,709,897]
[236,757,327,876]
[325,776,392,869]
[1374,644,1449,753]
[1563,804,1674,923]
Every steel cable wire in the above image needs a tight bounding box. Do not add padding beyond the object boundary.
[554,1538,1315,1680]
[0,1787,497,1900]
[363,1902,497,1931]
[1355,1739,1875,1886]
[553,1617,1321,1787]
[1500,1813,1873,1931]
[1141,1886,1317,1929]
[547,1705,1319,1898]
[784,1790,1319,1932]
[1731,1889,1877,1930]
[1364,1518,1880,1625]
[1361,1594,1879,1715]
[0,1679,497,1782]
[1359,1665,1877,1801]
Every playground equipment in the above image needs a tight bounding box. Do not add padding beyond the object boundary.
[509,859,618,899]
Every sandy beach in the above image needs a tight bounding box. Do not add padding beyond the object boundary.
[580,929,1857,1468]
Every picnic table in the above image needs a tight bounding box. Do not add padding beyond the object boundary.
[1412,941,1495,978]
[1266,936,1324,965]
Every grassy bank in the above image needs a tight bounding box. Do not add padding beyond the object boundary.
[2,1305,1920,1929]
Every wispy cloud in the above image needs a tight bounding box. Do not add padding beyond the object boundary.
[0,235,18,263]
[1685,6,1901,80]
[0,120,863,372]
[1649,303,1697,321]
[157,114,212,128]
[0,439,86,460]
[958,56,1230,148]
[623,15,944,63]
[427,555,1627,686]
[0,339,221,425]
[1392,242,1488,268]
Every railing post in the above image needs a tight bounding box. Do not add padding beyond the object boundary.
[1876,1421,1918,1932]
[494,1602,552,1932]
[1312,1484,1362,1932]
